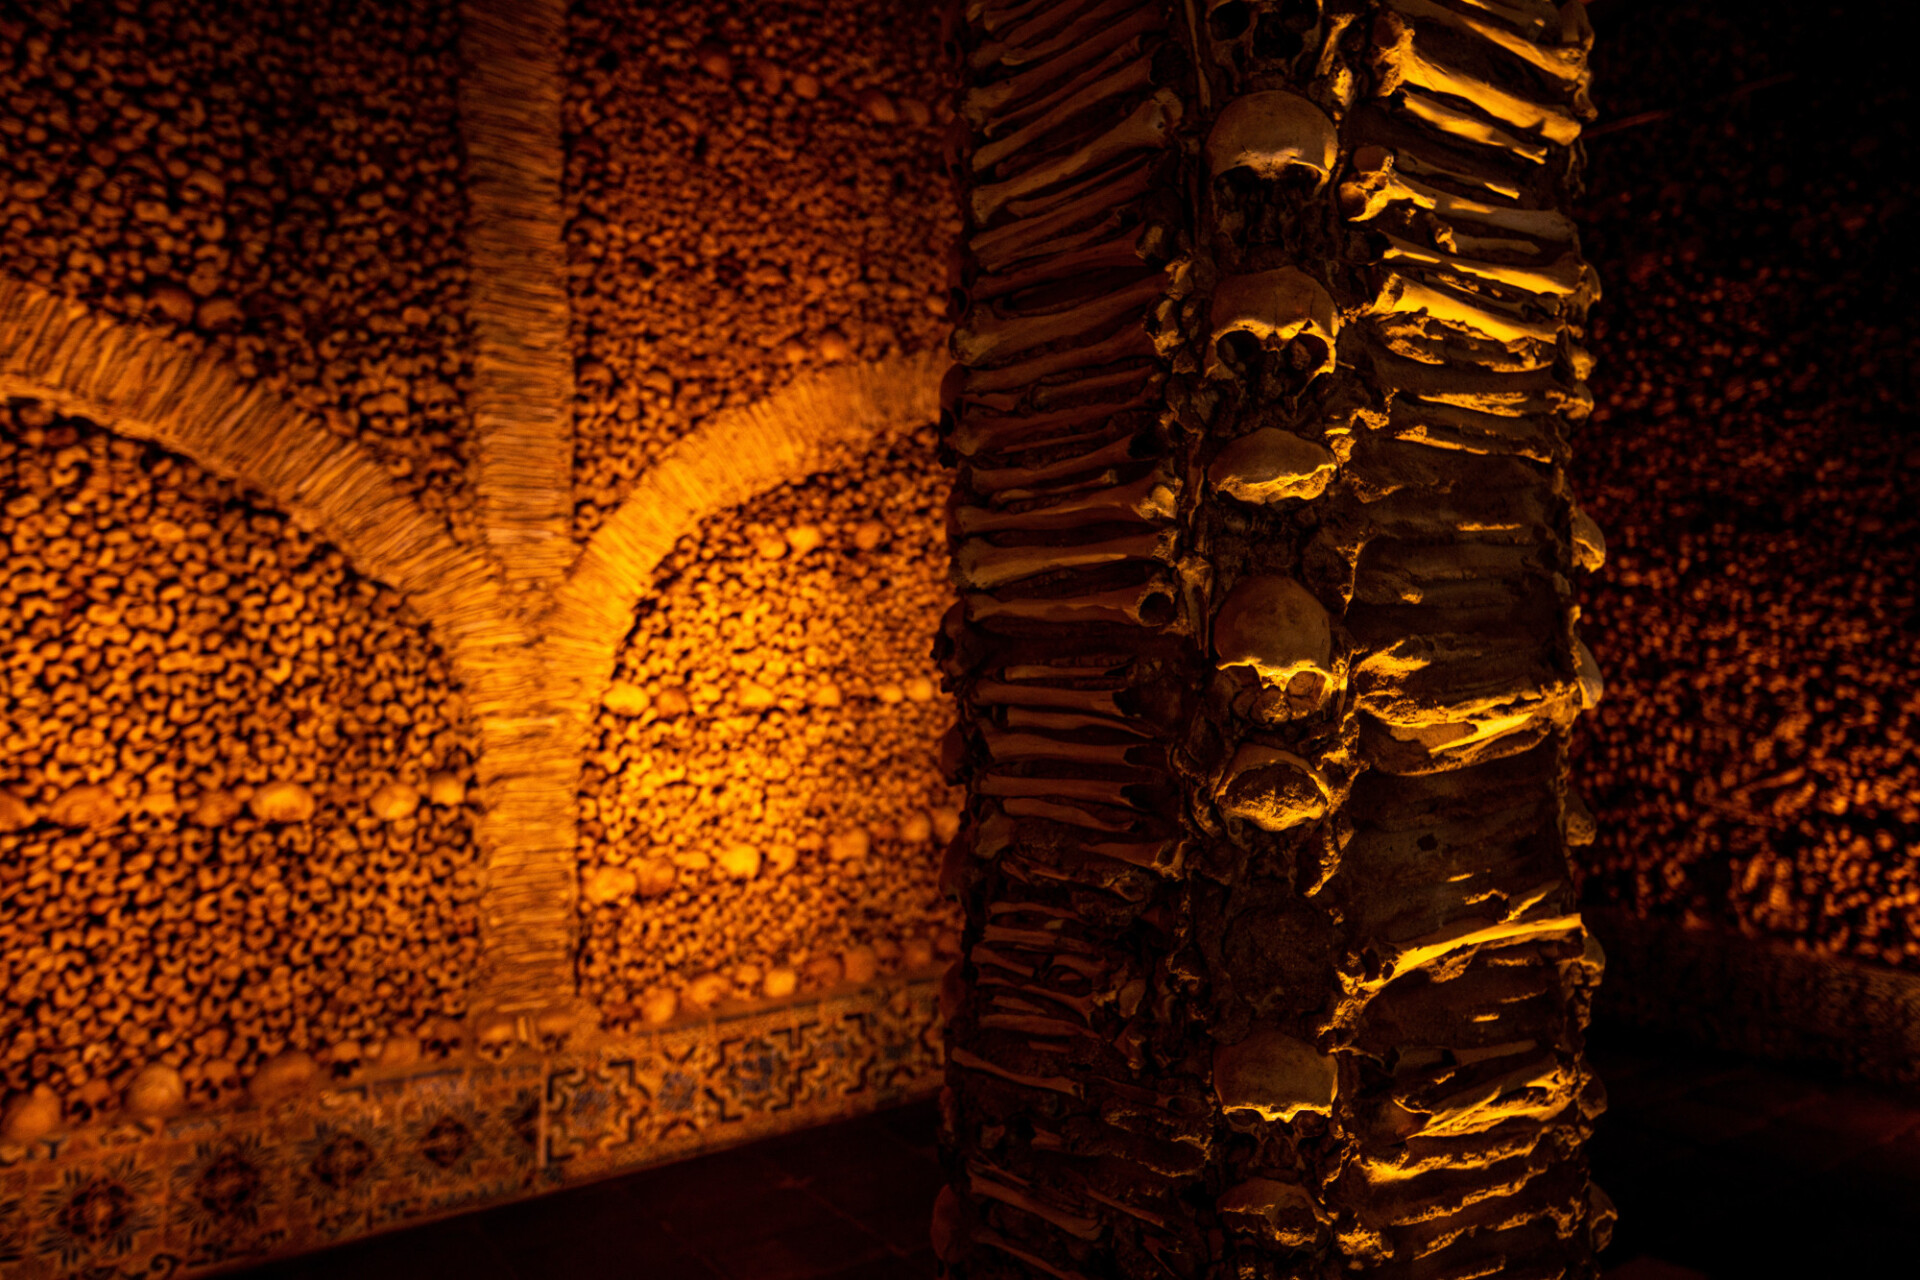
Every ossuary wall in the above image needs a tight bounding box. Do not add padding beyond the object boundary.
[0,0,479,536]
[1,0,968,1144]
[561,0,965,1029]
[1571,0,1920,970]
[0,403,483,1120]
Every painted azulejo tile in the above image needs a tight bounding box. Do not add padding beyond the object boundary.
[0,978,942,1279]
[163,1129,289,1269]
[286,1113,385,1243]
[543,1055,653,1172]
[37,1156,162,1274]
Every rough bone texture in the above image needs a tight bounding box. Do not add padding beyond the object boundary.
[0,405,482,1120]
[577,436,963,1026]
[0,0,479,541]
[561,0,958,539]
[938,1,1608,1276]
[1573,0,1920,976]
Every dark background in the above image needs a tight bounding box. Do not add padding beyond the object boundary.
[1574,2,1920,1274]
[1573,0,1920,968]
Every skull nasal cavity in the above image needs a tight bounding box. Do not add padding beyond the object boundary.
[1253,14,1305,61]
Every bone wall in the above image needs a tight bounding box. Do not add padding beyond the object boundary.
[562,0,957,536]
[577,435,963,1027]
[1571,0,1920,973]
[937,0,1608,1275]
[0,403,483,1125]
[0,0,1912,1271]
[0,0,974,1146]
[0,0,479,538]
[561,0,973,1028]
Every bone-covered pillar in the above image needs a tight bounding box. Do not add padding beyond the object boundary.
[936,2,1609,1276]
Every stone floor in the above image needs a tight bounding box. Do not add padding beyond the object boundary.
[231,1027,1920,1280]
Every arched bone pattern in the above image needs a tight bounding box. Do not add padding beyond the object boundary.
[0,276,942,1080]
[937,1,1610,1276]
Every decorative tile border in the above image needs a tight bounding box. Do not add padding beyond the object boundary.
[0,980,942,1279]
[1589,908,1920,1089]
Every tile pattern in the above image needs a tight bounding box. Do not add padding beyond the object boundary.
[0,980,940,1279]
[224,1028,1916,1280]
[214,1028,1920,1280]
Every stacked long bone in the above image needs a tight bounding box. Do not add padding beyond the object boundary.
[1325,4,1611,1270]
[936,1,1610,1276]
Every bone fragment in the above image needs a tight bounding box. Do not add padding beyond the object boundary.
[1574,637,1603,710]
[949,1046,1085,1097]
[249,780,316,824]
[972,0,1154,73]
[970,434,1142,492]
[971,229,1154,304]
[971,90,1182,225]
[1209,428,1338,504]
[1393,87,1550,164]
[1219,1178,1323,1249]
[974,680,1128,715]
[968,1165,1106,1240]
[974,52,1158,175]
[956,468,1179,533]
[1,1086,60,1142]
[968,581,1177,629]
[964,18,1162,128]
[961,323,1157,395]
[954,272,1166,367]
[1378,232,1583,300]
[1387,0,1589,88]
[1342,151,1575,242]
[47,784,121,829]
[1369,272,1562,348]
[1004,706,1148,736]
[248,1051,317,1104]
[1213,574,1335,686]
[979,773,1150,810]
[968,169,1156,274]
[1570,505,1605,571]
[981,727,1145,767]
[956,528,1174,589]
[124,1063,185,1118]
[1216,744,1332,832]
[1371,914,1586,985]
[1373,15,1585,145]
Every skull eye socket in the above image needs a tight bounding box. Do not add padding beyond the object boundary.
[1138,589,1177,629]
[1150,39,1191,86]
[1217,330,1264,370]
[1220,163,1326,204]
[1288,334,1331,375]
[1209,1,1254,40]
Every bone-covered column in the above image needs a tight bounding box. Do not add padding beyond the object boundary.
[937,2,1609,1276]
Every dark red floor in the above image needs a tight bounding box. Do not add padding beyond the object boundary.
[228,1023,1920,1280]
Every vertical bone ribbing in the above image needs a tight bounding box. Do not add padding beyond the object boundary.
[459,0,576,592]
[939,1,1608,1276]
